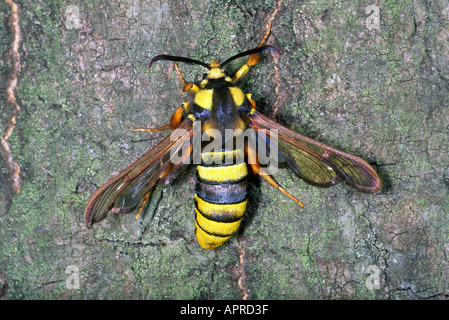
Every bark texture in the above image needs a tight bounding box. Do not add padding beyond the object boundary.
[1,0,448,299]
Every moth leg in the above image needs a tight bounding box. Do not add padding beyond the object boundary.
[133,102,190,132]
[169,102,190,129]
[246,93,257,111]
[133,124,170,133]
[174,64,201,93]
[134,192,150,221]
[246,143,304,207]
[232,23,272,82]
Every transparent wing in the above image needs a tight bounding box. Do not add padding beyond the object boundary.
[84,118,193,228]
[249,111,381,193]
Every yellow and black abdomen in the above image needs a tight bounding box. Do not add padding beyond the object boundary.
[194,148,248,249]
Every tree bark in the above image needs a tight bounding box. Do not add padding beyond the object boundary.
[1,0,448,299]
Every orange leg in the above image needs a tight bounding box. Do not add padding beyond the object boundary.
[134,192,150,221]
[247,144,304,207]
[246,93,257,112]
[247,22,272,66]
[232,23,272,82]
[169,102,189,129]
[133,125,170,133]
[133,102,190,132]
[174,64,200,93]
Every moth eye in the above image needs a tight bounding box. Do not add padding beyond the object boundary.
[202,73,208,79]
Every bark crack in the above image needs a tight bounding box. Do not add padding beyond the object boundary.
[267,0,282,118]
[237,241,248,300]
[1,0,22,194]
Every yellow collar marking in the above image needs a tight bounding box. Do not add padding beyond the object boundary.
[194,89,213,110]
